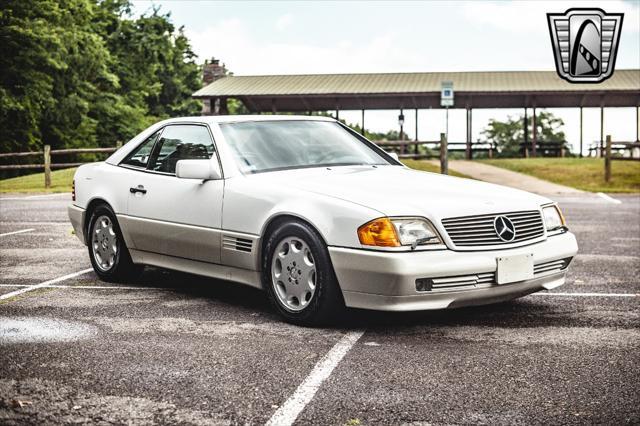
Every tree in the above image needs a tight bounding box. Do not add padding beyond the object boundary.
[0,0,204,156]
[480,111,569,157]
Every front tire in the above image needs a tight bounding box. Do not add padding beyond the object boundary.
[262,220,344,326]
[87,204,142,282]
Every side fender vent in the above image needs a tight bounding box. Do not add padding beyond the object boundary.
[223,235,253,253]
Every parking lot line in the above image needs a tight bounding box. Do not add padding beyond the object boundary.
[0,283,167,290]
[266,330,364,426]
[596,192,622,204]
[533,292,637,297]
[0,193,69,201]
[0,268,94,301]
[0,228,35,237]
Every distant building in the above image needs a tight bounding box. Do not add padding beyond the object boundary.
[201,58,228,115]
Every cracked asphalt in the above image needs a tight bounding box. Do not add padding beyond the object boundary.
[0,192,638,425]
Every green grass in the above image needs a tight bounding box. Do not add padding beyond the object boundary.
[0,167,76,193]
[402,159,472,179]
[480,158,640,193]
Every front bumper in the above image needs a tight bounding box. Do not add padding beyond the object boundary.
[68,204,86,245]
[329,232,578,311]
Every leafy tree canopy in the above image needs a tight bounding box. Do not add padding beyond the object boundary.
[480,111,568,157]
[0,0,202,154]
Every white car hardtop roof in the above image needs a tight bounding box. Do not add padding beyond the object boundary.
[162,115,337,125]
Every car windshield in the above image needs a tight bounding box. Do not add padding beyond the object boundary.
[219,120,391,173]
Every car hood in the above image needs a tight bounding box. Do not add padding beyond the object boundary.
[249,165,552,220]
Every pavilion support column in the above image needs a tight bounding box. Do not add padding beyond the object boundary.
[271,99,277,115]
[523,108,529,158]
[465,107,472,160]
[335,106,339,120]
[415,109,419,155]
[600,104,605,157]
[361,109,365,136]
[219,97,229,115]
[579,107,583,158]
[531,107,537,158]
[636,106,639,142]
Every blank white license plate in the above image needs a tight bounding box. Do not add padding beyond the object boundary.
[496,253,534,284]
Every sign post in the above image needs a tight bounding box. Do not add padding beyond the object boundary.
[440,81,454,165]
[441,81,454,139]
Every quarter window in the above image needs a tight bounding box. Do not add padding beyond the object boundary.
[121,130,160,169]
[149,125,215,174]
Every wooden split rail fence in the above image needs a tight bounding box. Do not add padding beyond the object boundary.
[604,135,640,183]
[2,135,635,188]
[0,145,119,188]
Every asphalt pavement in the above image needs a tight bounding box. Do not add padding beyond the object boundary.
[0,192,638,425]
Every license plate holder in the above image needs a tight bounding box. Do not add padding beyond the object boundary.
[496,253,534,284]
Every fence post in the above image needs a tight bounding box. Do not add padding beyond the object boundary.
[116,140,123,148]
[440,133,448,175]
[604,135,612,182]
[44,145,51,189]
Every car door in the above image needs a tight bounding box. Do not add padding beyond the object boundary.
[123,124,224,264]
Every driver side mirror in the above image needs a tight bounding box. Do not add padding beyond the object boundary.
[175,159,222,180]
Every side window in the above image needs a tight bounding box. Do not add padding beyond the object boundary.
[149,125,215,174]
[121,130,160,169]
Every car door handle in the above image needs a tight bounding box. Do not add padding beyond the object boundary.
[129,186,147,195]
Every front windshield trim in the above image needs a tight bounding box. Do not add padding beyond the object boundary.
[246,162,392,175]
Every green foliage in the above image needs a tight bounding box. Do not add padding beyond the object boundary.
[480,111,568,158]
[0,0,203,156]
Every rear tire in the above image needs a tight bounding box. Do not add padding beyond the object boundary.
[86,204,143,282]
[262,220,344,326]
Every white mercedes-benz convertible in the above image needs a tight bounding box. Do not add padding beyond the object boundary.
[69,116,578,325]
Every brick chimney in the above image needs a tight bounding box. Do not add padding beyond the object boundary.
[203,57,227,85]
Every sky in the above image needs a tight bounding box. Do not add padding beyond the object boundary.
[131,0,640,154]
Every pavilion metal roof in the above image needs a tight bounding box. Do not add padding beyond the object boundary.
[192,69,640,111]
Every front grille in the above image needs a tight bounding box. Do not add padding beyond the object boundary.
[441,210,545,247]
[415,257,573,292]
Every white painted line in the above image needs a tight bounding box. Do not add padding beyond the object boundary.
[0,283,164,290]
[0,221,68,226]
[533,292,637,297]
[266,330,364,426]
[0,193,69,201]
[0,268,93,301]
[0,228,35,237]
[596,192,622,204]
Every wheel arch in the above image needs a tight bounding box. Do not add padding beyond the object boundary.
[84,198,114,238]
[259,213,328,270]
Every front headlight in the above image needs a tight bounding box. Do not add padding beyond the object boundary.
[358,217,442,248]
[542,205,566,231]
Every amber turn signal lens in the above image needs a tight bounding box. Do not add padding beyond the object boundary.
[358,218,401,247]
[556,206,566,226]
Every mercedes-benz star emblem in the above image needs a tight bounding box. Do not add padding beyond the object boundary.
[494,216,516,242]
